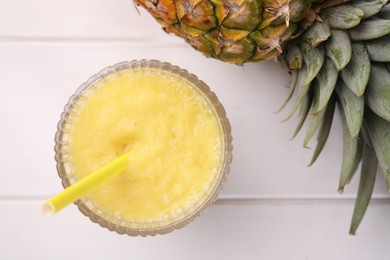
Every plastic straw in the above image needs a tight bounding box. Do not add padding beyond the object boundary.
[42,153,130,216]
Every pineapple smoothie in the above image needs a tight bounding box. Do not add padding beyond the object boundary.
[59,61,231,233]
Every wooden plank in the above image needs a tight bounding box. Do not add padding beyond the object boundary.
[0,0,174,41]
[1,200,390,259]
[1,43,389,198]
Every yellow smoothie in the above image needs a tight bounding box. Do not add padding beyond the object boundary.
[65,66,225,228]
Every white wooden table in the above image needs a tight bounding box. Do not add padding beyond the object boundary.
[1,1,390,259]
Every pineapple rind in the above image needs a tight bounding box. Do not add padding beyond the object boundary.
[133,0,310,64]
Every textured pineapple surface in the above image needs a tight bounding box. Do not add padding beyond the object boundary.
[133,0,310,63]
[134,0,390,234]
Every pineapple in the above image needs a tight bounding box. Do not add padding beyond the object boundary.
[133,0,390,234]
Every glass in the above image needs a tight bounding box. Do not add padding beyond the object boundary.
[54,60,233,236]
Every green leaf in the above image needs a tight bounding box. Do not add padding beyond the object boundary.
[365,109,390,190]
[285,45,303,70]
[276,70,298,113]
[350,18,390,41]
[338,103,364,192]
[321,5,364,29]
[309,95,336,166]
[303,102,327,147]
[349,142,377,235]
[340,43,371,96]
[352,0,388,19]
[361,120,374,148]
[282,65,311,122]
[378,3,390,19]
[366,35,390,62]
[325,30,352,71]
[291,89,312,139]
[366,63,390,121]
[312,58,338,114]
[301,42,325,85]
[302,21,331,48]
[336,80,365,138]
[321,0,352,9]
[350,138,364,183]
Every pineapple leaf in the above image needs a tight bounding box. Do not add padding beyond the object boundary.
[366,35,390,62]
[291,89,312,139]
[350,18,390,41]
[365,109,390,190]
[282,65,311,122]
[321,0,352,9]
[325,30,352,71]
[335,80,364,138]
[276,70,298,113]
[349,142,377,235]
[309,95,336,166]
[340,43,371,97]
[378,3,390,19]
[338,103,364,192]
[301,43,325,85]
[303,102,327,147]
[320,5,364,29]
[361,120,374,148]
[312,57,338,114]
[285,45,303,69]
[366,63,390,121]
[302,21,331,48]
[352,0,388,19]
[349,137,364,184]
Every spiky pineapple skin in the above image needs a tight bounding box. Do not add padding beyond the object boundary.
[134,0,390,234]
[133,0,313,64]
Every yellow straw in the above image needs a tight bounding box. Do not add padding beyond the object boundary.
[42,153,130,216]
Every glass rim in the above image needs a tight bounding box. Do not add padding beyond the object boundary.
[54,59,233,236]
